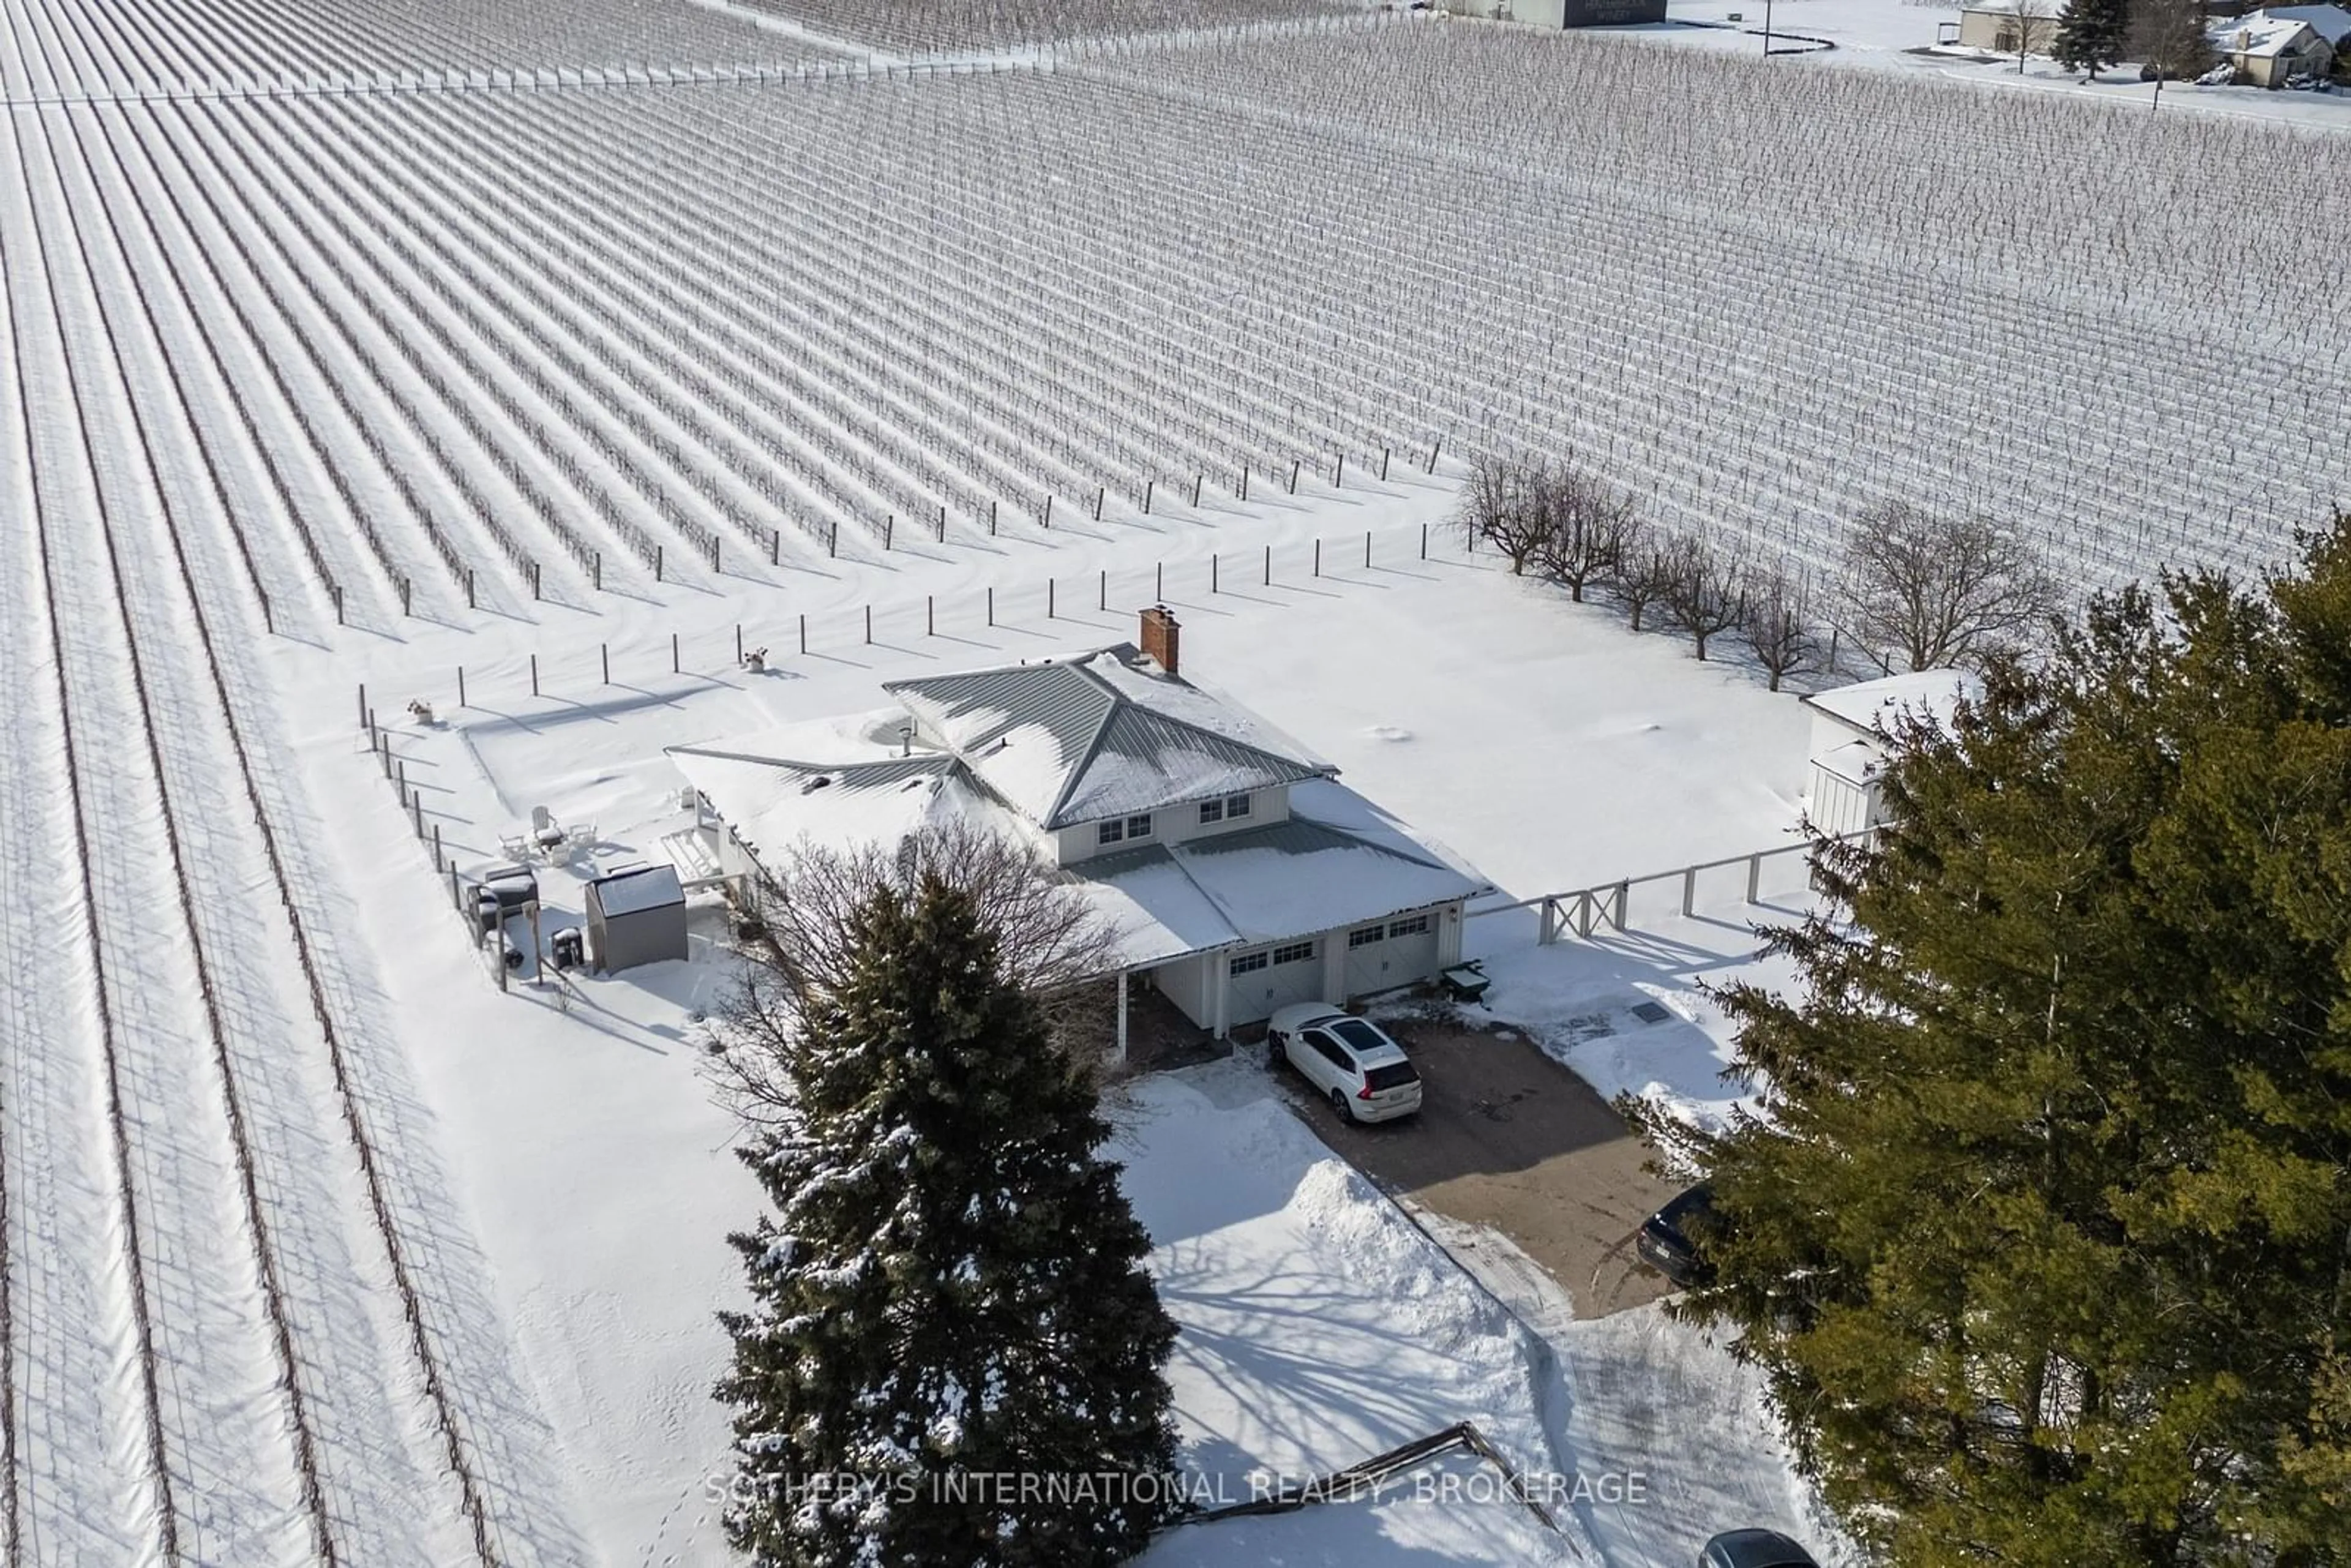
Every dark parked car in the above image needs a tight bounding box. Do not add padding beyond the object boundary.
[1701,1528,1820,1568]
[1635,1182,1717,1288]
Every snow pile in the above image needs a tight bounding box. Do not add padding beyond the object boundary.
[1111,1068,1581,1564]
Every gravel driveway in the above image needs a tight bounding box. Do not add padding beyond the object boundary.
[1264,1013,1684,1317]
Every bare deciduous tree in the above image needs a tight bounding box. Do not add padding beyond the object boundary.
[1663,531,1747,661]
[1614,522,1675,633]
[711,821,1121,1122]
[1455,453,1553,574]
[1837,501,2059,672]
[2129,0,2213,91]
[1741,563,1821,692]
[1529,463,1641,602]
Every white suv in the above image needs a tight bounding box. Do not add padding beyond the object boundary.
[1265,1006,1423,1124]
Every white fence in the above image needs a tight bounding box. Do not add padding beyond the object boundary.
[1474,829,1875,944]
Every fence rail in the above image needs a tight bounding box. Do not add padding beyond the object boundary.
[1476,828,1876,943]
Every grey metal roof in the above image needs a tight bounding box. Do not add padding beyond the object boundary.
[589,863,684,918]
[884,648,1328,831]
[1173,816,1450,873]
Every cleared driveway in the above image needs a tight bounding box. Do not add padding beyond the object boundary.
[1265,1013,1684,1316]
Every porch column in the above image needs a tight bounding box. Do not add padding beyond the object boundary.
[1113,969,1129,1067]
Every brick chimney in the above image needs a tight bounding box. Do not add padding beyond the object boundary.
[1139,604,1180,677]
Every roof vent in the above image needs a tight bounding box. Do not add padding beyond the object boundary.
[1140,604,1181,676]
[799,774,833,795]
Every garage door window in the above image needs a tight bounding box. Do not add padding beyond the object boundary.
[1272,940,1316,965]
[1389,914,1430,938]
[1348,925,1384,949]
[1228,951,1268,976]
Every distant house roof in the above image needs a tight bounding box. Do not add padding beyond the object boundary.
[2211,10,2330,54]
[2268,4,2351,43]
[883,645,1332,830]
[1802,670,1981,740]
[589,863,684,918]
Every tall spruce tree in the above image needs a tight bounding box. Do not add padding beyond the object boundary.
[716,874,1180,1568]
[2052,0,2129,77]
[1648,513,2351,1566]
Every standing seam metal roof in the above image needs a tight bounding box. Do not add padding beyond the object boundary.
[884,649,1330,830]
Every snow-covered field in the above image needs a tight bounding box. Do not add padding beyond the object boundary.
[3,0,2340,1560]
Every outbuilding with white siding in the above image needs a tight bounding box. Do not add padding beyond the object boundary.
[1800,670,1980,835]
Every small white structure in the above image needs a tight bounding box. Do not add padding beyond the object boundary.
[1800,671,1981,836]
[666,613,1488,1041]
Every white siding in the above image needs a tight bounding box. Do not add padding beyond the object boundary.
[1056,784,1292,866]
[1808,765,1877,838]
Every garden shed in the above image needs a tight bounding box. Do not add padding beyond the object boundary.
[585,864,688,974]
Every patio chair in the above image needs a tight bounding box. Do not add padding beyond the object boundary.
[561,823,599,861]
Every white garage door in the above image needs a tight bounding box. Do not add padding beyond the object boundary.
[1343,910,1440,1000]
[1224,938,1327,1029]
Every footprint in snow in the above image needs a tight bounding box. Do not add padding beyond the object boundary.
[1363,725,1413,742]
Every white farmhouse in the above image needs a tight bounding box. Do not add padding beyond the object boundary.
[667,610,1487,1045]
[1800,670,1981,836]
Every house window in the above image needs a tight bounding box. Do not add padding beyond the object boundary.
[1097,819,1125,846]
[1388,914,1431,939]
[1228,951,1268,976]
[1272,940,1316,965]
[1348,925,1385,949]
[1198,798,1224,825]
[1125,813,1153,840]
[1224,793,1252,820]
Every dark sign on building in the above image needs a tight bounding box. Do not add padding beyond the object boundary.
[1561,0,1668,24]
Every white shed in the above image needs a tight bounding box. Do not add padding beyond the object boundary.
[1800,671,1979,835]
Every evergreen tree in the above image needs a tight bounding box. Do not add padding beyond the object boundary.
[716,874,1180,1568]
[2052,0,2130,77]
[1648,512,2351,1566]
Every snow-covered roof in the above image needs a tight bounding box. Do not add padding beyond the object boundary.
[2210,10,2330,54]
[589,863,684,918]
[1801,670,1981,738]
[670,735,1487,970]
[666,746,999,871]
[1076,782,1488,966]
[882,645,1332,830]
[2268,5,2351,45]
[1810,738,1883,790]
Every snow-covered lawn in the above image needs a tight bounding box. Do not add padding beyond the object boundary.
[287,542,1842,1559]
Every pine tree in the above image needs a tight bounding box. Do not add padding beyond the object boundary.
[1645,512,2351,1566]
[2052,0,2129,77]
[716,874,1180,1568]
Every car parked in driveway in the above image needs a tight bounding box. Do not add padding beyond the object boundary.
[1701,1527,1819,1567]
[1636,1182,1717,1288]
[1265,1005,1423,1123]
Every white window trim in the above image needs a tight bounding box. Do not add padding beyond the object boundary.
[1097,819,1125,846]
[1126,812,1153,839]
[1198,798,1224,825]
[1225,792,1253,819]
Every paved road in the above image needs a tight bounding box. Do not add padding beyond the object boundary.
[1264,1015,1684,1318]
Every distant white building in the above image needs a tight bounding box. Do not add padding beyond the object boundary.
[667,609,1487,1045]
[1441,0,1668,29]
[2210,6,2345,84]
[1799,671,1980,837]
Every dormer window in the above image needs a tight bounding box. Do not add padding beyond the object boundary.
[1097,812,1153,846]
[1200,793,1253,825]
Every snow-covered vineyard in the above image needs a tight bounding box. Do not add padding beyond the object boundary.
[0,0,2345,1559]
